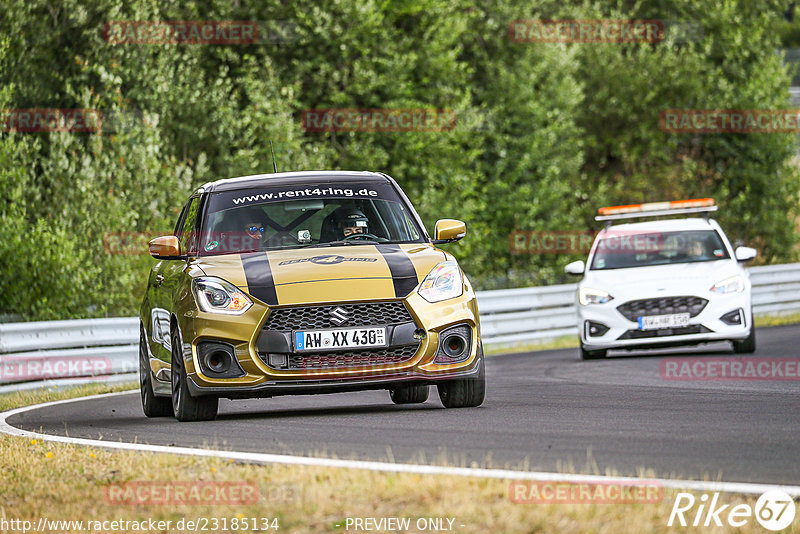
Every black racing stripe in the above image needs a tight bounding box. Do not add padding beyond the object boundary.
[376,244,418,297]
[241,252,278,305]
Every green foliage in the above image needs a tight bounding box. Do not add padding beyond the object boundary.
[0,0,798,320]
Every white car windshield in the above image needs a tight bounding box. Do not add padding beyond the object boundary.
[590,229,730,270]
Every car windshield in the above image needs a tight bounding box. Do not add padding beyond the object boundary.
[590,229,730,270]
[198,182,425,255]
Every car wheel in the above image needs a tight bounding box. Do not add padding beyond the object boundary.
[171,333,218,422]
[732,325,756,354]
[389,384,429,404]
[139,329,172,418]
[437,351,486,408]
[580,344,607,360]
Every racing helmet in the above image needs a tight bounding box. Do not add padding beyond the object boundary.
[332,206,369,237]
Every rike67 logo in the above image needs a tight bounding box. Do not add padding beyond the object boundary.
[668,490,796,531]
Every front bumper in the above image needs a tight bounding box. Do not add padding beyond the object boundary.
[578,291,752,351]
[186,360,483,399]
[170,288,482,397]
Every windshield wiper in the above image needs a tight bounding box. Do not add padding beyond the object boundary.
[296,240,381,248]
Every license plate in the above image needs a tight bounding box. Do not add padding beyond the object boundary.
[294,327,387,351]
[637,313,690,330]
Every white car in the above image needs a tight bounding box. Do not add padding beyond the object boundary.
[565,199,757,360]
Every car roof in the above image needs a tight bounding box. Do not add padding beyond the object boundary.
[598,217,721,234]
[197,170,391,193]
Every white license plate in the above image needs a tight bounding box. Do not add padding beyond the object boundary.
[637,313,690,330]
[294,327,387,351]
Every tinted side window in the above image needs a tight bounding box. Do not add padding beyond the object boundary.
[177,197,200,254]
[173,202,190,236]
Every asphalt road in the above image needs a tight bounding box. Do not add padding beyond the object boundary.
[8,325,800,485]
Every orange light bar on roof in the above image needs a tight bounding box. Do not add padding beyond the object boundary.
[598,198,715,216]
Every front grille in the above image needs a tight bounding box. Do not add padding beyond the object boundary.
[616,296,708,322]
[265,344,420,370]
[618,325,712,339]
[263,301,413,330]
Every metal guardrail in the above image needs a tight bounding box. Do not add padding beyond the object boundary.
[1,263,799,390]
[0,318,139,390]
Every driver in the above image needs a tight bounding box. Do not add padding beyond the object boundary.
[332,206,370,238]
[684,235,707,259]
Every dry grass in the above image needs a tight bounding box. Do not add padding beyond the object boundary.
[0,384,788,533]
[483,335,579,356]
[755,312,800,328]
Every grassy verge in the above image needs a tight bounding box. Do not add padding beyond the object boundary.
[0,385,781,533]
[484,335,578,356]
[754,312,800,327]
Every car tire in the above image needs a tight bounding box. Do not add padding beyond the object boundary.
[732,325,756,354]
[437,351,486,408]
[171,333,218,422]
[139,329,172,418]
[580,344,607,360]
[389,384,429,404]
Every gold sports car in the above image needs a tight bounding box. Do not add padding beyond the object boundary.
[139,171,485,421]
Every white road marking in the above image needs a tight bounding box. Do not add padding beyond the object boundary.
[1,391,798,497]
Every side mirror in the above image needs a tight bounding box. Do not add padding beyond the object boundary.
[432,219,466,244]
[734,246,757,262]
[149,236,181,259]
[564,260,585,275]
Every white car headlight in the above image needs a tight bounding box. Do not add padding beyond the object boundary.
[418,261,463,303]
[193,277,253,314]
[710,275,745,294]
[579,287,614,306]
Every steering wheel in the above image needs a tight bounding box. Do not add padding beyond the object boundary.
[343,232,382,241]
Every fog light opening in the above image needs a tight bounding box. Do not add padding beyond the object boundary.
[433,324,472,364]
[720,308,744,326]
[205,350,231,373]
[585,321,610,338]
[442,334,467,358]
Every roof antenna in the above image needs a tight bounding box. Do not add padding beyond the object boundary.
[270,140,278,173]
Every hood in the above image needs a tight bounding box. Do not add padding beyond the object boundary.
[193,244,447,306]
[581,259,746,301]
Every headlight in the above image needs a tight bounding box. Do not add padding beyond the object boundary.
[418,261,463,303]
[579,287,614,305]
[193,277,252,314]
[710,275,745,294]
